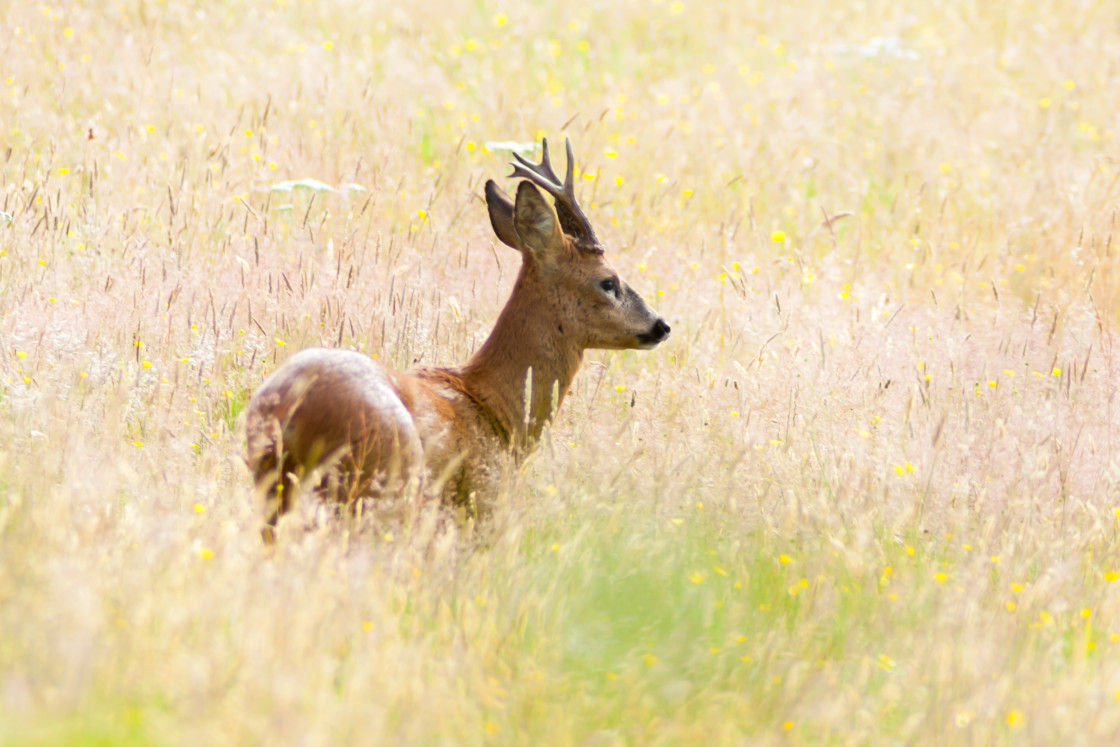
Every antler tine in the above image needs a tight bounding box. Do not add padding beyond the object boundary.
[509,138,563,194]
[562,138,576,199]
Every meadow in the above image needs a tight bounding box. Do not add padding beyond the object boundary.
[2,0,1120,743]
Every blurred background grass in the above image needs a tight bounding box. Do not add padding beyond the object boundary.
[2,0,1120,743]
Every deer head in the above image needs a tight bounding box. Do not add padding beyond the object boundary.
[481,138,671,353]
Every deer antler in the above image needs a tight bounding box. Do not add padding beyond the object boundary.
[509,138,602,254]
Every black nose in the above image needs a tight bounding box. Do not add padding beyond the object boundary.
[639,318,671,346]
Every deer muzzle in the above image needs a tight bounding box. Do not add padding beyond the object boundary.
[638,318,671,348]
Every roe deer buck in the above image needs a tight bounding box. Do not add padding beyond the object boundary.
[246,138,670,537]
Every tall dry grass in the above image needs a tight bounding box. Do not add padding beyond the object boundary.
[2,0,1120,743]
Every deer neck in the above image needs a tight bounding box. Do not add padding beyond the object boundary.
[459,273,583,453]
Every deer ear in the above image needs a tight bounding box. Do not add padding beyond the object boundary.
[485,180,521,250]
[513,181,560,257]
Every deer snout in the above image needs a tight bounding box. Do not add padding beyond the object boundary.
[638,318,671,348]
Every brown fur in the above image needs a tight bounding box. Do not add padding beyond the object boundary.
[245,139,670,538]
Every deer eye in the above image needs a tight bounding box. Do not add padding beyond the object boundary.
[599,278,618,295]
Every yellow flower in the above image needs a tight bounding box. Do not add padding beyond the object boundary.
[493,12,508,27]
[779,553,791,564]
[771,230,786,242]
[1007,710,1024,729]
